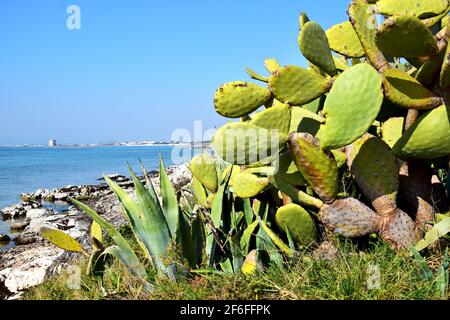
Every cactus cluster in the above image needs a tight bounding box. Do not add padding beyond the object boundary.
[199,0,450,262]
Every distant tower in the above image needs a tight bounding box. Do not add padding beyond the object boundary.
[48,139,57,147]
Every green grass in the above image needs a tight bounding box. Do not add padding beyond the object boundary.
[23,236,445,300]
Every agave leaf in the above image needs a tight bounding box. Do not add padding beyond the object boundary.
[435,249,449,298]
[259,219,294,257]
[240,220,259,256]
[70,198,147,278]
[40,227,83,253]
[159,156,179,239]
[229,235,244,274]
[415,217,450,252]
[91,221,103,250]
[256,224,284,269]
[410,246,434,281]
[243,198,254,227]
[220,259,234,274]
[206,167,232,266]
[125,170,172,273]
[176,209,204,269]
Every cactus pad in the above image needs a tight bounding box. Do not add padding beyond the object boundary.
[289,106,325,135]
[212,122,288,165]
[320,198,380,237]
[375,0,448,17]
[231,171,270,199]
[378,209,417,249]
[346,134,399,215]
[382,68,442,110]
[375,15,438,58]
[440,42,450,89]
[381,117,404,148]
[288,132,338,203]
[299,21,336,75]
[214,81,272,118]
[276,151,308,187]
[189,153,218,193]
[348,0,388,70]
[191,177,208,207]
[250,103,291,134]
[275,204,317,247]
[316,63,383,149]
[326,21,365,58]
[269,66,333,106]
[393,105,450,159]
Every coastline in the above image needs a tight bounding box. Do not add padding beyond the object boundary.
[0,164,192,299]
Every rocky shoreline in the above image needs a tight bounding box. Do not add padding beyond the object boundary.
[0,165,192,300]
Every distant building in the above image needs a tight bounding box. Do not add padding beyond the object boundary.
[48,139,57,147]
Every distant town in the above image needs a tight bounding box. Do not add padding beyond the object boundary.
[0,139,211,148]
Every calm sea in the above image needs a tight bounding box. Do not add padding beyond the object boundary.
[0,146,195,237]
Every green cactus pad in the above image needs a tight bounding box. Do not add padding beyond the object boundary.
[212,122,288,165]
[440,42,450,89]
[330,149,347,169]
[375,15,438,58]
[222,165,241,186]
[214,81,272,118]
[348,0,388,70]
[288,132,338,204]
[381,117,404,149]
[275,151,308,187]
[289,107,325,135]
[275,204,317,247]
[423,5,450,28]
[245,68,269,83]
[231,171,270,199]
[382,68,442,110]
[320,198,380,237]
[326,21,365,58]
[416,50,445,88]
[264,58,281,74]
[191,177,208,207]
[316,63,383,149]
[189,153,218,193]
[333,56,350,71]
[346,134,399,215]
[269,66,332,106]
[393,105,450,159]
[375,0,448,18]
[299,21,336,75]
[250,103,291,134]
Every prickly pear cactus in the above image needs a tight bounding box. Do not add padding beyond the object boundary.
[206,0,450,252]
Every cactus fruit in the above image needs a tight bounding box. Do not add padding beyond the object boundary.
[288,133,338,204]
[382,68,443,110]
[316,63,383,149]
[326,21,365,58]
[242,250,257,275]
[299,21,336,75]
[214,81,271,118]
[189,153,218,193]
[275,204,317,247]
[269,66,333,106]
[375,15,439,58]
[393,105,450,159]
[231,171,270,199]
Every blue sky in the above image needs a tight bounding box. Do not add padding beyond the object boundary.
[0,0,350,145]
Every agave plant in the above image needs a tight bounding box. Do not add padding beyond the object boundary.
[42,157,205,287]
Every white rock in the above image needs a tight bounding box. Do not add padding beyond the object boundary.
[26,208,49,220]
